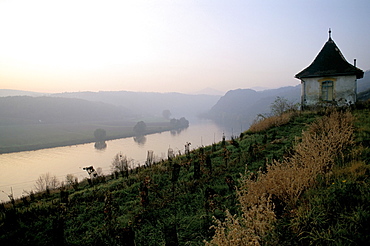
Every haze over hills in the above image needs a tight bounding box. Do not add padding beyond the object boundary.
[1,69,368,127]
[0,89,49,97]
[0,96,132,125]
[193,87,225,96]
[0,74,369,154]
[0,90,221,122]
[357,70,370,101]
[51,91,220,120]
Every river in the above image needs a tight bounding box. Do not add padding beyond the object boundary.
[0,120,243,202]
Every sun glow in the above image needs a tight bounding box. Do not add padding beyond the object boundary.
[1,0,368,93]
[0,0,163,73]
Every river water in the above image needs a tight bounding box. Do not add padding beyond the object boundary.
[0,120,242,202]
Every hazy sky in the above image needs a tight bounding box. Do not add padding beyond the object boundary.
[1,0,369,94]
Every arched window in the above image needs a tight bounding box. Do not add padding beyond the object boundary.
[321,80,333,101]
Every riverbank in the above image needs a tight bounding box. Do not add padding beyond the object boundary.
[0,120,224,203]
[0,121,178,154]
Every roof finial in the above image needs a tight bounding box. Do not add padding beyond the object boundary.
[328,28,332,40]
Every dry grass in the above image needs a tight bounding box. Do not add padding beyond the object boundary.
[205,195,276,246]
[206,110,354,245]
[248,112,295,133]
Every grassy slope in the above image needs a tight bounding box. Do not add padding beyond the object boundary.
[1,105,369,245]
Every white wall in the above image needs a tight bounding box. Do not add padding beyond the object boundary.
[301,75,357,106]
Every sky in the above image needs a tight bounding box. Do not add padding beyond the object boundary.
[0,0,370,94]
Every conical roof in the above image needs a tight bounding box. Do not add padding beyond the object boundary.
[295,36,364,79]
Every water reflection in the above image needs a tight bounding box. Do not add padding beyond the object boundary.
[133,135,146,145]
[170,126,188,136]
[94,141,107,150]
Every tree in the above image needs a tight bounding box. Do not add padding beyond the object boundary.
[111,153,132,177]
[270,96,298,116]
[65,174,79,190]
[134,121,146,135]
[170,118,178,127]
[179,117,189,127]
[35,173,60,192]
[170,117,189,128]
[162,109,172,120]
[65,174,77,186]
[94,128,106,142]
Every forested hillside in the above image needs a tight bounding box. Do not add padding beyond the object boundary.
[1,102,369,245]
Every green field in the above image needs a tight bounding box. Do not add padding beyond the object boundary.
[0,119,173,154]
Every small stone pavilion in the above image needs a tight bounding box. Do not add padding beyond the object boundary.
[295,29,364,107]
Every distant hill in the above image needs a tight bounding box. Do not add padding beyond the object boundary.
[0,89,221,120]
[357,70,370,101]
[358,89,370,101]
[1,71,367,126]
[51,91,221,119]
[357,70,370,93]
[0,89,48,97]
[193,87,225,96]
[0,96,132,125]
[206,85,301,128]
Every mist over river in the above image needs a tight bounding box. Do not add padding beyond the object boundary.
[0,120,243,202]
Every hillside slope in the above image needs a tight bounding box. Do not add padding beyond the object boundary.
[1,104,369,245]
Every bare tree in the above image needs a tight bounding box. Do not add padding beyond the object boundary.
[65,174,78,186]
[35,173,60,192]
[111,153,132,177]
[270,96,298,116]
